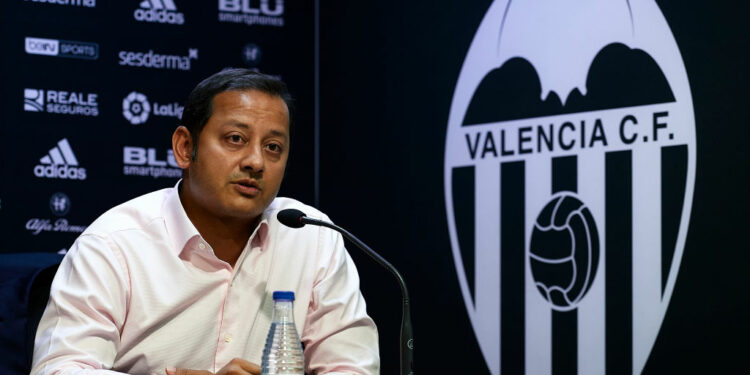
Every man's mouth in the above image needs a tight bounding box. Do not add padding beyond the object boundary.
[232,179,261,196]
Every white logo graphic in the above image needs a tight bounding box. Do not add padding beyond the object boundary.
[26,192,87,236]
[134,0,185,25]
[444,1,695,373]
[25,37,99,60]
[24,0,95,8]
[218,0,284,27]
[122,91,183,125]
[123,146,181,179]
[24,88,99,116]
[24,89,44,112]
[122,92,151,125]
[118,48,198,71]
[34,138,87,180]
[242,43,262,66]
[49,192,71,216]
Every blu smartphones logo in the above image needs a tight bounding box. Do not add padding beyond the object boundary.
[118,48,198,71]
[25,37,99,60]
[34,138,87,180]
[24,88,99,116]
[444,0,696,373]
[123,146,181,179]
[218,0,284,27]
[134,0,185,25]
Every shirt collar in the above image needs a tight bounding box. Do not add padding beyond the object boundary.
[163,180,272,256]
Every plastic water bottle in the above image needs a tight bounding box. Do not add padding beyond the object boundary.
[261,291,305,375]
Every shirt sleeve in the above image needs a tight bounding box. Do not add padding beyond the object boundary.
[31,234,132,375]
[301,224,380,375]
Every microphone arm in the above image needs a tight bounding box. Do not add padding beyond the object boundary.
[299,215,415,375]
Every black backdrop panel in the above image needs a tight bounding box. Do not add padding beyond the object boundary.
[0,0,315,254]
[320,1,749,374]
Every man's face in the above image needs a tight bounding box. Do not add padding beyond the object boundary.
[183,89,289,221]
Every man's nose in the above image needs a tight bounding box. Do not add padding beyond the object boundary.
[241,144,264,172]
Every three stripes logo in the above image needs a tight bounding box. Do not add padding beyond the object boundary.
[134,0,185,25]
[34,138,87,180]
[444,1,695,374]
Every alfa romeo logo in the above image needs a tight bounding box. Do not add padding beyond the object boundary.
[444,1,696,373]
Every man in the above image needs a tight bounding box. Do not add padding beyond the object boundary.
[31,69,379,375]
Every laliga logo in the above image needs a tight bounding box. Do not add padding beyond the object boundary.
[444,1,696,373]
[123,91,150,125]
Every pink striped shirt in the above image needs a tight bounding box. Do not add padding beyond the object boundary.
[31,185,379,375]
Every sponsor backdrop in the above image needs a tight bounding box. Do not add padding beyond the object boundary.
[2,0,749,374]
[0,0,314,254]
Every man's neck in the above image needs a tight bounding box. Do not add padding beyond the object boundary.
[178,184,259,268]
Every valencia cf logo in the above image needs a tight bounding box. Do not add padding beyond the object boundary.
[443,1,696,373]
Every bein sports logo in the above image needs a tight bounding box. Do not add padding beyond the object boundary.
[122,91,183,125]
[34,138,87,180]
[444,1,696,373]
[134,0,185,25]
[25,37,99,60]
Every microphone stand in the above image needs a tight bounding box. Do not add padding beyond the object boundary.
[301,216,415,375]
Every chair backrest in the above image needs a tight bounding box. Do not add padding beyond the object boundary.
[26,263,60,370]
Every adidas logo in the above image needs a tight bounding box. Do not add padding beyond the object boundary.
[134,0,185,25]
[33,138,87,180]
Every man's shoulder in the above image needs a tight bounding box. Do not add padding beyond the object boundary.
[83,188,173,236]
[266,197,328,221]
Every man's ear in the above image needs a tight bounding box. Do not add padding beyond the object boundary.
[172,126,194,169]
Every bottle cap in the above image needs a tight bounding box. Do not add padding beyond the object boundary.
[272,291,295,301]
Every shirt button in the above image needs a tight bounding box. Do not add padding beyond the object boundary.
[224,334,232,343]
[198,243,206,250]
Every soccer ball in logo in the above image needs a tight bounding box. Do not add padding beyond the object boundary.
[529,193,600,311]
[122,91,151,125]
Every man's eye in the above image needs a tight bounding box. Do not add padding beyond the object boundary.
[229,135,244,144]
[266,143,282,153]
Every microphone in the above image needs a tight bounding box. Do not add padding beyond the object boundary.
[277,208,415,375]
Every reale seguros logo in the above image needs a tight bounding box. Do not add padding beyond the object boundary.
[24,88,99,116]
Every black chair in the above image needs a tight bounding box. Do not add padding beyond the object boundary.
[25,263,60,370]
[0,253,62,375]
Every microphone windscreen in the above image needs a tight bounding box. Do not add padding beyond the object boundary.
[277,208,307,228]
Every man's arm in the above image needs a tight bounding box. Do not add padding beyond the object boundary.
[31,234,131,375]
[301,227,380,375]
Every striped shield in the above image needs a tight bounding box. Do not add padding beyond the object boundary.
[444,1,695,374]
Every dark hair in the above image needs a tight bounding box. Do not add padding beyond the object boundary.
[181,68,293,158]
